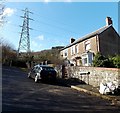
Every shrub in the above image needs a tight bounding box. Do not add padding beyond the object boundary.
[12,59,27,68]
[92,53,110,67]
[92,53,119,68]
[112,55,120,68]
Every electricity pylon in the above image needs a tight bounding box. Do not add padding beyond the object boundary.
[18,8,33,56]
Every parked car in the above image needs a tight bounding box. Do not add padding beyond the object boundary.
[28,65,57,82]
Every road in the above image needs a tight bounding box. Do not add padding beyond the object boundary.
[2,66,120,113]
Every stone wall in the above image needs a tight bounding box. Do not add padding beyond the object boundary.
[56,66,120,87]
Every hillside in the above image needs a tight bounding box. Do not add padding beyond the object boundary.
[31,46,64,65]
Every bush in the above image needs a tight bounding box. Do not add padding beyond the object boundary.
[12,59,27,68]
[112,55,120,68]
[92,53,120,68]
[92,53,111,67]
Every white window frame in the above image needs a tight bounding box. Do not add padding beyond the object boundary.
[85,40,91,51]
[81,52,94,66]
[82,54,88,66]
[71,46,74,55]
[63,49,68,57]
[75,44,79,54]
[71,47,73,55]
[73,45,75,54]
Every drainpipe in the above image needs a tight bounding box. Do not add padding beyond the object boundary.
[96,35,100,53]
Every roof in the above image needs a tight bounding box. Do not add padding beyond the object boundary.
[61,24,112,50]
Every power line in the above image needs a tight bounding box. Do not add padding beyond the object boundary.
[32,19,78,36]
[17,8,76,28]
[5,22,68,38]
[32,15,79,35]
[33,11,77,30]
[13,14,76,37]
[9,15,69,37]
[4,7,81,49]
[16,8,80,36]
[32,28,67,38]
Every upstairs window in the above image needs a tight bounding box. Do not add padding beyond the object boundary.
[64,49,68,57]
[71,47,73,55]
[85,40,91,51]
[71,45,75,55]
[64,51,67,56]
[75,44,79,54]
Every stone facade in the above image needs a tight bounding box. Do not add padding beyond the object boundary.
[57,66,120,87]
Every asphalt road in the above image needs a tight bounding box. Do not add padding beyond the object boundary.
[2,66,120,113]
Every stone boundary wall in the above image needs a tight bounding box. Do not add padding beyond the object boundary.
[68,66,120,87]
[56,66,120,87]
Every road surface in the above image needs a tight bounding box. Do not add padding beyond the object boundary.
[2,66,120,112]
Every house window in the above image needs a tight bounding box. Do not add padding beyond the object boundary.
[71,46,75,55]
[75,44,79,54]
[81,52,94,66]
[64,49,68,57]
[83,58,87,65]
[85,40,91,51]
[64,52,67,56]
[73,46,75,54]
[71,47,73,55]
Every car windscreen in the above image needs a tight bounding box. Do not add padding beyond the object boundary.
[42,67,55,71]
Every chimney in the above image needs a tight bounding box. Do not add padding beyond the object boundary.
[70,38,75,43]
[106,17,113,26]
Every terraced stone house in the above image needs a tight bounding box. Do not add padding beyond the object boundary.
[60,17,120,66]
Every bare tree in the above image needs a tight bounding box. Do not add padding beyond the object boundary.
[0,37,4,45]
[0,0,6,64]
[0,0,5,27]
[1,40,17,66]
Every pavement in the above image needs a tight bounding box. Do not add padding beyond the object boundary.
[57,78,120,107]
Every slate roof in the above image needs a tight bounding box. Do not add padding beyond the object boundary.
[61,24,112,50]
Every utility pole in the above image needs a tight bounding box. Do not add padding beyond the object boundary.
[18,8,33,56]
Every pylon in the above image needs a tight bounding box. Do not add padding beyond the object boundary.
[18,8,33,56]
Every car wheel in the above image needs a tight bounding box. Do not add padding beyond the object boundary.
[35,75,38,83]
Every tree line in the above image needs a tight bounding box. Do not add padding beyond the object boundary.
[1,38,63,68]
[1,38,120,69]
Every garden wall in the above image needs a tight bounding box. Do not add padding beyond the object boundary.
[56,66,120,87]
